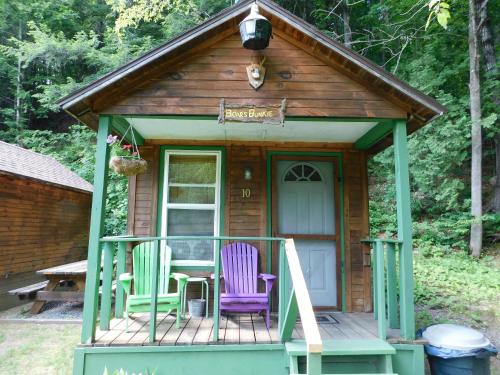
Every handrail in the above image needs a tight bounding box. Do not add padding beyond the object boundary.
[100,235,286,242]
[361,238,404,340]
[284,239,323,354]
[94,234,324,373]
[94,236,287,343]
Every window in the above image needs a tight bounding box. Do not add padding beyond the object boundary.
[283,162,323,182]
[160,150,221,265]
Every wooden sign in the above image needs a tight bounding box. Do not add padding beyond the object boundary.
[218,98,287,125]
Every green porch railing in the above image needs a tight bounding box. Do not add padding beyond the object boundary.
[92,235,323,374]
[362,238,411,340]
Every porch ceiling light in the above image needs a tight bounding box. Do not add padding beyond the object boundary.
[239,3,272,50]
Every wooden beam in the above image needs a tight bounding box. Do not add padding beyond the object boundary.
[80,115,111,344]
[355,121,395,150]
[393,119,415,340]
[36,291,84,302]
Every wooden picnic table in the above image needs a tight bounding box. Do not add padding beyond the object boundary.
[30,260,87,314]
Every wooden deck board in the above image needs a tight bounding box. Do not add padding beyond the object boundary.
[177,317,203,345]
[92,312,400,347]
[193,317,213,345]
[161,316,189,345]
[252,314,272,343]
[239,314,256,344]
[224,315,240,344]
[111,314,149,346]
[147,314,176,345]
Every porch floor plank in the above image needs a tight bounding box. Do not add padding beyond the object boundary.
[252,314,272,344]
[193,316,213,345]
[147,314,176,345]
[112,313,149,346]
[176,317,203,345]
[224,315,240,344]
[239,314,256,344]
[91,312,402,347]
[160,316,189,346]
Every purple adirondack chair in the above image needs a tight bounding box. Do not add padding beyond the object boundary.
[218,242,276,329]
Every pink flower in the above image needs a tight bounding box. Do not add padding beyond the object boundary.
[107,135,118,144]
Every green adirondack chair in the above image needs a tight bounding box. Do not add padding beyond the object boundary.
[119,242,188,330]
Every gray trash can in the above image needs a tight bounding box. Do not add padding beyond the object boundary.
[422,324,497,375]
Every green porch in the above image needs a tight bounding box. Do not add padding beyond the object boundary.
[75,111,421,373]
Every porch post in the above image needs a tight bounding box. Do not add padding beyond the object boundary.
[81,115,111,344]
[393,119,415,340]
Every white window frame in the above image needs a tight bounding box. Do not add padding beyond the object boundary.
[160,149,222,266]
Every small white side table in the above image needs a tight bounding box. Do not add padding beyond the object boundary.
[182,276,209,318]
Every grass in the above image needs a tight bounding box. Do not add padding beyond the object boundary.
[414,246,500,325]
[0,322,80,375]
[413,245,500,375]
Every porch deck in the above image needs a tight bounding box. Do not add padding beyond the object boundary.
[91,312,401,347]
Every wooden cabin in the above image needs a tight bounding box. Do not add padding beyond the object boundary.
[59,1,446,374]
[0,141,92,309]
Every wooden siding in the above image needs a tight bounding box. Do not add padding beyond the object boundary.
[343,151,372,312]
[128,146,159,236]
[0,174,91,277]
[128,143,371,313]
[102,34,405,119]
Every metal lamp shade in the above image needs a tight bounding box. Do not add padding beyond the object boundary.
[239,4,272,50]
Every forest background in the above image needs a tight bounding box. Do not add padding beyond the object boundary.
[0,0,498,339]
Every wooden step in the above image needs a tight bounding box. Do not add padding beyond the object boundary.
[286,339,396,356]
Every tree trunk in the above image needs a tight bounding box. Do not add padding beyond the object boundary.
[469,0,483,257]
[477,0,497,74]
[342,1,352,48]
[477,0,499,214]
[15,20,22,128]
[494,134,500,213]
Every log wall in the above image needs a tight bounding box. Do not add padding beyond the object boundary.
[0,174,92,277]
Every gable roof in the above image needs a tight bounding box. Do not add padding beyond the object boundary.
[59,0,446,145]
[0,141,93,193]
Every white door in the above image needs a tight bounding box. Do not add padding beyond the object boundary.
[277,160,337,307]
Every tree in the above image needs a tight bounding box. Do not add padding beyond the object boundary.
[477,0,500,215]
[468,0,483,256]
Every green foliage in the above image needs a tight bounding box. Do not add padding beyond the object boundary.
[426,0,451,30]
[106,0,199,35]
[414,249,500,323]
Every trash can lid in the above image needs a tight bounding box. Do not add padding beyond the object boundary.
[423,324,491,350]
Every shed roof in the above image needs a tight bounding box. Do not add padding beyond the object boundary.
[59,0,446,150]
[0,141,93,193]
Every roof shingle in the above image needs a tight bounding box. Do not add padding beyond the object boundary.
[0,141,93,193]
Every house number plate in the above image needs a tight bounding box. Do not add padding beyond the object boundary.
[242,188,251,198]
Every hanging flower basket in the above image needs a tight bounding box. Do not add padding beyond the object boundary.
[109,156,148,176]
[107,132,148,177]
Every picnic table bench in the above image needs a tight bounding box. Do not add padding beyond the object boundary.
[8,280,50,300]
[30,260,88,314]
